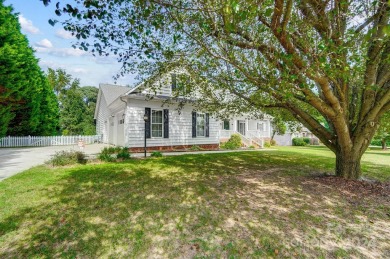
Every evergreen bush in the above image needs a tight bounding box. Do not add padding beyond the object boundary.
[292,138,307,146]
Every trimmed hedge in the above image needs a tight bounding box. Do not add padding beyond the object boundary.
[302,137,310,145]
[292,137,320,146]
[292,138,307,146]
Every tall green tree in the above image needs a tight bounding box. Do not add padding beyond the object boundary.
[47,69,97,135]
[0,1,59,137]
[78,86,98,135]
[43,0,390,179]
[47,68,72,96]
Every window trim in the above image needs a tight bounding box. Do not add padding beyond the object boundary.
[151,109,164,138]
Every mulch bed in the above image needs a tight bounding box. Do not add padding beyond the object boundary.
[313,174,390,200]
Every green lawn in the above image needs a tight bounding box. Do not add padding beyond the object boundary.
[0,146,389,258]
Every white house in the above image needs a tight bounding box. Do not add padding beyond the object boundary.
[94,72,278,150]
[94,73,221,151]
[273,127,318,146]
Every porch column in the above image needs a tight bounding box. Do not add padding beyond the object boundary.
[268,120,271,138]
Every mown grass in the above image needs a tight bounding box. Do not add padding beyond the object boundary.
[0,147,389,258]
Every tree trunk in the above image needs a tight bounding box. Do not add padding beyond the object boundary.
[335,149,362,179]
[271,131,276,141]
[381,139,387,150]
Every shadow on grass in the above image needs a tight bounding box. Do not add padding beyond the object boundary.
[0,151,389,257]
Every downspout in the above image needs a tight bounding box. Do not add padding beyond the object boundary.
[119,94,128,115]
[119,95,128,146]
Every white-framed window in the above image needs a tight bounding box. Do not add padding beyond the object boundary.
[151,110,163,137]
[196,113,205,137]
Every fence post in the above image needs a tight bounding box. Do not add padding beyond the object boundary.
[28,135,31,146]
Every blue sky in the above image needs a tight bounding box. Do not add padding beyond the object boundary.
[5,0,137,87]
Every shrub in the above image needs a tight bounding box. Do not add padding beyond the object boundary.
[98,146,130,162]
[302,137,310,145]
[292,138,307,146]
[270,139,277,146]
[48,150,87,166]
[151,151,163,157]
[100,147,116,155]
[264,141,271,148]
[189,145,203,151]
[249,145,255,149]
[116,147,131,160]
[222,134,242,150]
[98,152,116,162]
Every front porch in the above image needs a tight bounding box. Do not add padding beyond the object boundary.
[219,118,271,148]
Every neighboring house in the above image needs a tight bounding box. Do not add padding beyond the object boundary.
[94,73,220,151]
[272,126,318,146]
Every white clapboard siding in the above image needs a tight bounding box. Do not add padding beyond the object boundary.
[141,73,173,96]
[0,135,101,148]
[125,99,220,148]
[96,95,110,142]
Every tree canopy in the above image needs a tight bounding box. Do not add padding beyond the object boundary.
[0,1,59,137]
[47,69,97,135]
[43,0,390,179]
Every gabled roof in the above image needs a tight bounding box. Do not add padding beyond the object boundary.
[94,84,131,119]
[100,83,131,106]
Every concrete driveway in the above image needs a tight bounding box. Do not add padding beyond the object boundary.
[0,144,107,181]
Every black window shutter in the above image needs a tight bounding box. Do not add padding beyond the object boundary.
[145,107,151,138]
[192,111,197,138]
[164,109,169,138]
[205,113,210,137]
[171,73,177,90]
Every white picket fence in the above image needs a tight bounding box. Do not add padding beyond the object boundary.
[0,135,101,148]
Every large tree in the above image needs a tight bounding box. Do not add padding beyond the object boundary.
[0,1,59,137]
[47,68,97,135]
[43,0,389,179]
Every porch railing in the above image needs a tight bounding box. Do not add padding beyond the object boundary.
[219,130,264,148]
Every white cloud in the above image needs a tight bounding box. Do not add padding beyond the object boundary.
[35,39,53,48]
[35,47,89,57]
[18,14,40,34]
[69,67,88,74]
[55,29,75,39]
[92,56,116,64]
